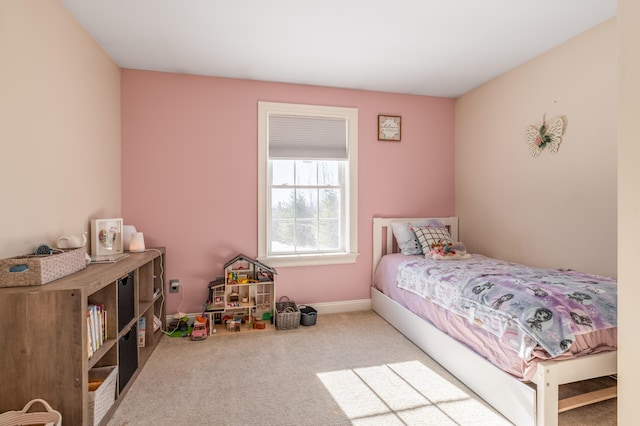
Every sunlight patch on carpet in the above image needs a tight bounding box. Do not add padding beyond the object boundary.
[317,360,510,425]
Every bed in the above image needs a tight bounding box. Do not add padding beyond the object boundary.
[371,217,617,426]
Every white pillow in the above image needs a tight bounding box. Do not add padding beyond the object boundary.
[391,219,446,255]
[412,225,453,254]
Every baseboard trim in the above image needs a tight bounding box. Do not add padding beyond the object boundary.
[301,298,371,315]
[166,298,371,325]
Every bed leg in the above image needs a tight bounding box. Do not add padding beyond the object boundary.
[534,364,559,426]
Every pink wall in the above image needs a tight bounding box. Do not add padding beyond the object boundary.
[121,70,454,314]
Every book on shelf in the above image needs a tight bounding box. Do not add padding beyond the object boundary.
[96,304,105,347]
[87,315,91,359]
[87,308,96,355]
[138,317,146,348]
[87,304,107,359]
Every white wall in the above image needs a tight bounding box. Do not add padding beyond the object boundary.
[455,19,617,279]
[617,0,639,423]
[0,0,121,259]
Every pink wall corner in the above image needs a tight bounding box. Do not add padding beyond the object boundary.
[121,70,455,314]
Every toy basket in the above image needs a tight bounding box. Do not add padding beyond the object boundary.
[0,398,62,426]
[299,305,318,326]
[0,248,86,287]
[88,366,118,426]
[275,296,300,330]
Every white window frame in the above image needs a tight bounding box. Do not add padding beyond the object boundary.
[258,101,358,267]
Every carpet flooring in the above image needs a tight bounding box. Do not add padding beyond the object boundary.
[107,310,616,425]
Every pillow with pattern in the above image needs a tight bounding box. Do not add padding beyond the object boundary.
[391,220,446,255]
[412,225,453,254]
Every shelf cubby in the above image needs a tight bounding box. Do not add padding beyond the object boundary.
[0,248,166,425]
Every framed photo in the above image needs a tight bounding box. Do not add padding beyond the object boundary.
[378,115,401,141]
[91,218,124,257]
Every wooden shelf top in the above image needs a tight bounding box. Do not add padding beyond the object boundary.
[0,248,165,295]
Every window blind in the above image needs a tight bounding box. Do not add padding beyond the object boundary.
[268,114,348,160]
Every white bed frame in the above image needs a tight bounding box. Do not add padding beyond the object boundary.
[371,217,617,426]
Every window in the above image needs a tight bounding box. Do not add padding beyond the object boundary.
[258,102,358,267]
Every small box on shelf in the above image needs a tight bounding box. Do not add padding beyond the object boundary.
[117,272,135,332]
[118,325,138,393]
[88,366,117,426]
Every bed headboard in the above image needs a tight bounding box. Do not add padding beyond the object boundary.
[372,217,459,276]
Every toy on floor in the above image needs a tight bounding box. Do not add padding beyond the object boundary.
[190,315,208,341]
[226,319,241,332]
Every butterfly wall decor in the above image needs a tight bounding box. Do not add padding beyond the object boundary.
[525,115,566,157]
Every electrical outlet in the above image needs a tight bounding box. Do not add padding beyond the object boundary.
[169,279,180,293]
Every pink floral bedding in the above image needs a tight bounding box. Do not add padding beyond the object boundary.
[373,253,618,380]
[396,254,616,358]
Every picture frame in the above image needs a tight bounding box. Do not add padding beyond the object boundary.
[90,218,124,257]
[378,115,401,141]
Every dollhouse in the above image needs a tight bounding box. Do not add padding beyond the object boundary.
[205,254,276,335]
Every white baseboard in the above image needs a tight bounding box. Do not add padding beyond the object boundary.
[300,298,371,314]
[166,298,371,325]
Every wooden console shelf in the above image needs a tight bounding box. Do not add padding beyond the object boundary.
[0,248,166,426]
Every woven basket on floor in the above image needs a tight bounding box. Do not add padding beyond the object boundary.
[275,296,300,330]
[0,398,62,426]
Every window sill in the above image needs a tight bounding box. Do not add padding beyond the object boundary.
[257,252,359,268]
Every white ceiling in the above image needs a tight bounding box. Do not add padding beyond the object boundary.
[61,0,617,98]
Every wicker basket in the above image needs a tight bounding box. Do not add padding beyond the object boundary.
[275,296,300,330]
[0,398,62,426]
[0,248,86,287]
[88,366,118,426]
